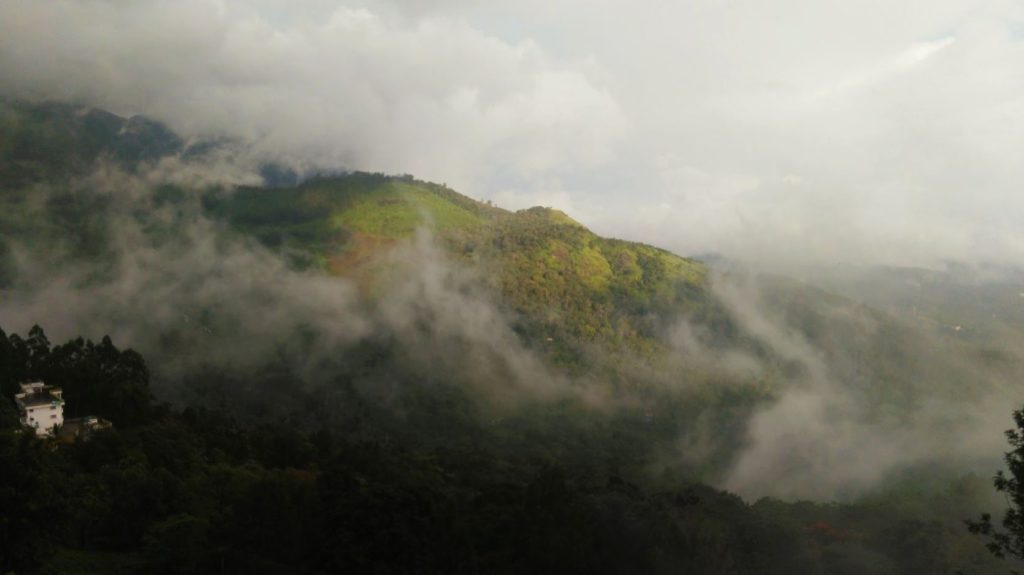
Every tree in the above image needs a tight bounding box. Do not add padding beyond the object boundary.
[142,514,212,575]
[45,334,152,426]
[968,407,1024,563]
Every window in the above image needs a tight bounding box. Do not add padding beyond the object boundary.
[51,415,57,419]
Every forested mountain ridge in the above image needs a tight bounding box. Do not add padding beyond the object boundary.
[0,98,714,360]
[0,98,750,413]
[0,99,765,479]
[205,174,711,348]
[1,98,1022,574]
[2,98,1020,472]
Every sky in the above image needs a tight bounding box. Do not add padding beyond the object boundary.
[2,0,1023,269]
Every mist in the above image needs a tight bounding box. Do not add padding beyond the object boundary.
[2,0,1024,508]
[2,142,1022,501]
[0,165,580,415]
[710,272,1024,499]
[9,6,1024,574]
[0,0,625,199]
[3,0,1024,270]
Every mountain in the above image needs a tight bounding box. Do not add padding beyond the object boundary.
[204,174,716,358]
[0,99,183,184]
[0,99,1019,574]
[0,99,737,392]
[0,98,765,465]
[1,99,1020,457]
[1,98,711,342]
[809,263,1024,349]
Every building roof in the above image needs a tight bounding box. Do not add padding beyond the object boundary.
[17,394,63,408]
[15,382,64,409]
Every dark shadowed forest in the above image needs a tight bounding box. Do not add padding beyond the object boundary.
[0,324,1015,574]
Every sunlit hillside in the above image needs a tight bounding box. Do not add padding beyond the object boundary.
[0,100,1021,574]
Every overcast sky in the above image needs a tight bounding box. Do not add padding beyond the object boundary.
[2,0,1023,268]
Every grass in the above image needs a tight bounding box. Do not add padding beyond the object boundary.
[329,181,485,238]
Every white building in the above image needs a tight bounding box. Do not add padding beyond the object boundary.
[15,382,65,436]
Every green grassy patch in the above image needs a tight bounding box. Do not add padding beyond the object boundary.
[330,182,484,238]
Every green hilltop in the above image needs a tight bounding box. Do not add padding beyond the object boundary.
[0,98,725,382]
[204,172,712,353]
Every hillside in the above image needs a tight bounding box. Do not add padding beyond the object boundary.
[1,99,1019,437]
[0,98,724,382]
[205,175,713,358]
[0,98,768,469]
[1,99,1022,574]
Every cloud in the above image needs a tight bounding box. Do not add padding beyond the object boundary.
[5,0,1024,269]
[712,272,1024,500]
[0,159,579,413]
[6,0,1024,502]
[807,36,957,101]
[2,123,1023,500]
[443,0,1024,269]
[0,0,626,196]
[2,193,371,384]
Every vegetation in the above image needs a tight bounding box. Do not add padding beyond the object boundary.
[0,326,1009,574]
[1,99,1022,574]
[200,173,720,377]
[969,408,1024,563]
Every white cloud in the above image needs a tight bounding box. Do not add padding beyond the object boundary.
[0,0,627,195]
[808,36,957,101]
[2,0,1024,268]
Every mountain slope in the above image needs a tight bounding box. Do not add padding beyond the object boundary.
[204,170,715,359]
[3,99,1023,499]
[0,99,714,358]
[4,100,1024,573]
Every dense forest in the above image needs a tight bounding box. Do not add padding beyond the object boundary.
[0,325,1014,574]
